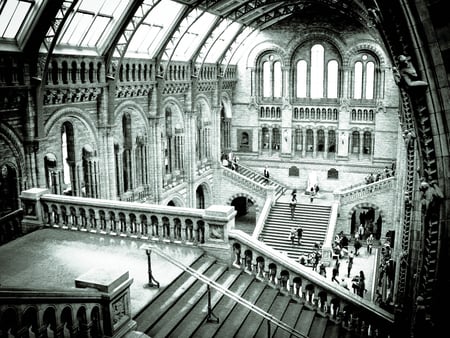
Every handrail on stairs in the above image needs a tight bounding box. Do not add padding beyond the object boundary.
[140,243,308,338]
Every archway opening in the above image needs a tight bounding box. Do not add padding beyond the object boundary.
[232,197,256,235]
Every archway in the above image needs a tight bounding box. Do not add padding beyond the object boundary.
[350,205,383,240]
[231,196,256,235]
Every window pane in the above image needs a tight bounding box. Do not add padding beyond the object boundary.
[296,60,307,98]
[0,0,33,39]
[82,15,110,47]
[263,61,270,97]
[273,61,282,98]
[327,60,338,98]
[366,61,375,99]
[310,44,324,98]
[205,21,241,63]
[353,61,363,99]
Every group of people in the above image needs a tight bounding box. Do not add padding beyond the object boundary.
[364,166,395,185]
[221,151,239,171]
[289,226,303,245]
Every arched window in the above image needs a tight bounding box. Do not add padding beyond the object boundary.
[317,129,325,152]
[273,61,282,98]
[352,53,378,99]
[351,131,360,153]
[327,60,338,98]
[310,44,324,98]
[306,129,314,152]
[61,122,75,194]
[296,60,307,98]
[363,131,372,154]
[122,113,133,192]
[328,130,336,153]
[260,53,283,99]
[294,42,340,99]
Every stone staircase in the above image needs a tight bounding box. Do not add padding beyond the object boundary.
[230,163,287,200]
[259,202,332,262]
[133,254,343,338]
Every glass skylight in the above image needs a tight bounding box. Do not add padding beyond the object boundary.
[125,0,184,58]
[203,20,241,64]
[57,0,131,49]
[0,0,37,39]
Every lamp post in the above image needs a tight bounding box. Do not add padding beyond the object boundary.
[145,248,160,288]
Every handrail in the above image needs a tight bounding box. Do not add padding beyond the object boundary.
[141,244,308,338]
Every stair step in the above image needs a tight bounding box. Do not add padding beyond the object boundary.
[234,286,281,337]
[212,279,267,337]
[295,308,316,336]
[192,273,255,337]
[134,255,216,332]
[253,293,292,337]
[167,268,242,337]
[309,315,329,338]
[272,301,304,337]
[149,262,228,338]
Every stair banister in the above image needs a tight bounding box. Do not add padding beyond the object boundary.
[141,243,308,338]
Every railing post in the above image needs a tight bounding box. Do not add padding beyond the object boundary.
[145,248,160,288]
[206,285,219,323]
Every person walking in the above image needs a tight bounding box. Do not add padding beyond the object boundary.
[263,165,270,183]
[357,270,367,297]
[310,186,315,202]
[289,194,297,219]
[347,251,354,277]
[289,227,296,245]
[366,233,374,254]
[296,226,303,245]
[354,238,362,256]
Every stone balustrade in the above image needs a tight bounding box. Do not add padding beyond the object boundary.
[334,177,396,205]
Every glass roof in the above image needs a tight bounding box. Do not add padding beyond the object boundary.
[0,0,41,39]
[0,0,246,63]
[57,0,131,50]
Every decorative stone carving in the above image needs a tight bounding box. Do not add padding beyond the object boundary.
[393,55,428,89]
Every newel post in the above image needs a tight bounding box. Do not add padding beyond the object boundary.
[201,205,237,261]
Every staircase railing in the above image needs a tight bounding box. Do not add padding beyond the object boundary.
[333,177,396,205]
[141,243,307,338]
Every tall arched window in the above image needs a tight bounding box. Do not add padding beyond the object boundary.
[351,131,360,154]
[273,61,282,98]
[61,122,75,194]
[310,44,324,98]
[122,114,133,192]
[327,60,338,98]
[296,60,307,98]
[363,131,372,154]
[352,53,377,99]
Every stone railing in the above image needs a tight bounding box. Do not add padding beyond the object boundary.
[333,177,396,205]
[229,229,395,337]
[0,209,23,245]
[20,188,236,258]
[0,269,134,338]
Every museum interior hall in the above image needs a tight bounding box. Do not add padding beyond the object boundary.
[0,1,449,337]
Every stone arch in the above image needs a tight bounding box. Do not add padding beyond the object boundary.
[163,193,185,207]
[343,40,387,67]
[226,193,257,209]
[114,100,150,130]
[287,30,347,66]
[348,202,385,239]
[246,41,288,68]
[194,179,212,208]
[45,107,99,146]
